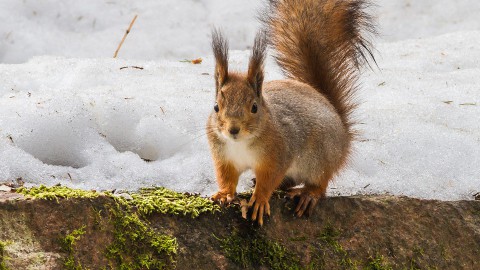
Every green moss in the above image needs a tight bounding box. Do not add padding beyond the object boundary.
[305,245,325,270]
[439,245,450,262]
[0,240,11,270]
[17,185,99,201]
[318,224,340,244]
[17,185,219,218]
[317,224,357,269]
[217,230,301,270]
[91,207,105,230]
[61,226,86,270]
[128,187,220,217]
[104,201,178,270]
[365,254,393,270]
[289,236,308,242]
[17,185,198,269]
[402,246,437,270]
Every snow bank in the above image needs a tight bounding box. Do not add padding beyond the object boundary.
[0,56,216,194]
[1,0,479,200]
[335,31,480,200]
[1,31,479,200]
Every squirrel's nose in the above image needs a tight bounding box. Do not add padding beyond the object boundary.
[229,127,240,135]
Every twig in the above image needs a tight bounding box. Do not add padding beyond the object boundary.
[113,15,138,58]
[119,65,144,70]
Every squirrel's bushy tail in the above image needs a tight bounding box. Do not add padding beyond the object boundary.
[263,0,376,138]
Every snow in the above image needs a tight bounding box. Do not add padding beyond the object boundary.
[0,0,262,64]
[0,0,479,200]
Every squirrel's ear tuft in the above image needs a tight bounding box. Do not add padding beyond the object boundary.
[212,28,229,93]
[248,31,267,97]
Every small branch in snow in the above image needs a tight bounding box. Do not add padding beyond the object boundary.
[113,14,138,58]
[7,135,14,144]
[119,65,144,70]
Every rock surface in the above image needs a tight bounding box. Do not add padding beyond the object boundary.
[0,190,479,269]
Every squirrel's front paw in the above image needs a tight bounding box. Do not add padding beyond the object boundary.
[211,191,235,205]
[248,194,271,226]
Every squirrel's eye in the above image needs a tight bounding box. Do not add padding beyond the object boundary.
[251,102,258,114]
[214,102,219,113]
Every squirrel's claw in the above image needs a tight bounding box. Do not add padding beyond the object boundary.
[211,191,235,205]
[295,195,318,217]
[248,194,270,226]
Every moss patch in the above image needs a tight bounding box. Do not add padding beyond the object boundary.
[17,185,219,218]
[0,240,11,270]
[105,202,178,270]
[406,246,431,270]
[16,185,219,269]
[217,230,301,270]
[365,254,393,270]
[128,187,220,217]
[17,185,99,201]
[61,226,86,270]
[317,224,357,269]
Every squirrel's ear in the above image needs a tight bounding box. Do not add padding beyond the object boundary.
[212,29,229,93]
[248,31,267,97]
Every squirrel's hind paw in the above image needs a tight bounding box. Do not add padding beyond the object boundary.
[286,187,322,217]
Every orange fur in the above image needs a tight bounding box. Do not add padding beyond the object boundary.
[211,160,239,204]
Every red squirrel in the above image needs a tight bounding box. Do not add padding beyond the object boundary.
[207,0,376,225]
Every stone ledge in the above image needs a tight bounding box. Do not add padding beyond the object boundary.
[1,190,479,269]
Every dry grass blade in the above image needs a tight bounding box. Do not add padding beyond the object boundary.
[180,58,203,64]
[113,15,138,58]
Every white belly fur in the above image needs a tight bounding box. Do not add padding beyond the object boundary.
[224,139,258,172]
